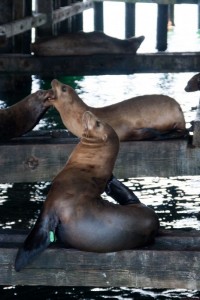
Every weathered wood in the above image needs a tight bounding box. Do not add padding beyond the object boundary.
[0,229,199,288]
[35,0,54,37]
[94,0,198,4]
[0,14,47,40]
[52,1,93,24]
[125,3,135,38]
[156,4,168,51]
[94,2,104,31]
[193,101,200,147]
[0,52,200,75]
[0,132,199,183]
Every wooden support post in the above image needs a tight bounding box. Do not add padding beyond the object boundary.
[59,0,73,33]
[0,0,31,92]
[13,0,32,54]
[125,3,135,38]
[192,101,200,147]
[168,4,175,26]
[35,0,54,37]
[0,0,13,53]
[198,0,200,29]
[94,2,104,32]
[156,4,168,51]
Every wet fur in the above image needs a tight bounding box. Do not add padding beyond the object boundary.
[0,90,50,141]
[48,79,187,141]
[15,111,159,271]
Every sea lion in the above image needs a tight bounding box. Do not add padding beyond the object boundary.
[185,73,200,92]
[46,79,187,141]
[15,111,159,271]
[0,90,51,141]
[31,31,145,56]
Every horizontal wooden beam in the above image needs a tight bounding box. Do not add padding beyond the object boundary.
[0,132,199,183]
[0,52,200,75]
[52,1,94,24]
[0,229,200,288]
[0,13,46,39]
[94,0,198,4]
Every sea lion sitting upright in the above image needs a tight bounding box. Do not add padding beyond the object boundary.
[15,111,159,271]
[31,31,145,56]
[46,79,187,141]
[185,73,200,92]
[0,90,52,141]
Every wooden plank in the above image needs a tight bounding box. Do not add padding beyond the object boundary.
[0,133,199,183]
[0,14,47,39]
[0,52,200,75]
[125,3,135,38]
[0,230,199,288]
[93,0,198,4]
[156,4,168,51]
[193,101,200,147]
[94,2,104,31]
[52,1,94,24]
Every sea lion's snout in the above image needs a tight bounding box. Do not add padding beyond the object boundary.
[46,89,55,100]
[184,85,190,92]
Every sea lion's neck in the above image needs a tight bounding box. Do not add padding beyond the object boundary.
[68,141,117,181]
[57,96,90,137]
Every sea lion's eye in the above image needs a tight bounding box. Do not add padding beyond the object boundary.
[62,86,67,92]
[96,120,101,127]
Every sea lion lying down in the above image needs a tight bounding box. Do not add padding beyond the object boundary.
[15,111,159,271]
[46,79,187,141]
[31,31,145,55]
[185,73,200,92]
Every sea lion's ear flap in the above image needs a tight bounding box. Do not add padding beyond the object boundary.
[15,211,58,272]
[102,134,108,142]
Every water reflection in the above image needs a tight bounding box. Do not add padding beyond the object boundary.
[0,176,199,231]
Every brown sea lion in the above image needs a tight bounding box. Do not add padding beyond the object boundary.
[46,79,187,141]
[0,90,51,141]
[185,73,200,92]
[31,31,145,56]
[15,111,159,271]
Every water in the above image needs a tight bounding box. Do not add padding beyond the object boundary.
[0,2,200,300]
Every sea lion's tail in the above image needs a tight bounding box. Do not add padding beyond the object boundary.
[15,210,58,272]
[128,35,145,51]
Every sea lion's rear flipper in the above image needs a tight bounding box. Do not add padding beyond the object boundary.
[131,128,188,140]
[105,174,140,205]
[15,211,58,272]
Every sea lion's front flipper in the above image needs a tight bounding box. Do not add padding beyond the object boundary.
[105,174,140,205]
[15,210,58,272]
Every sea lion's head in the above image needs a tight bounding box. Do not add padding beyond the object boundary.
[45,79,78,108]
[29,89,54,108]
[81,111,119,148]
[185,73,200,92]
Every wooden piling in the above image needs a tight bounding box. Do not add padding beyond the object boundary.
[94,2,104,31]
[125,3,135,38]
[156,4,168,51]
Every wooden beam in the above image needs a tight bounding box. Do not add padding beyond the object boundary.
[0,52,200,75]
[0,132,199,183]
[52,1,94,24]
[93,0,198,4]
[193,102,200,147]
[0,229,200,288]
[0,13,47,39]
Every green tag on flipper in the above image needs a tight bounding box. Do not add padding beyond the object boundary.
[49,231,55,242]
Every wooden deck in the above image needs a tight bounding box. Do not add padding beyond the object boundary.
[0,131,199,183]
[0,52,200,76]
[0,229,200,288]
